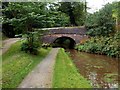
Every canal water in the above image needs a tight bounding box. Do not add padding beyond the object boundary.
[67,49,119,88]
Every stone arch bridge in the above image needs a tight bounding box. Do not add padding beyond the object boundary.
[41,26,88,48]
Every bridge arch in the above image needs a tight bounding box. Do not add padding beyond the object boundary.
[52,36,76,49]
[41,27,89,47]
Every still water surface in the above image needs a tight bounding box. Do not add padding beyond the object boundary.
[68,50,119,88]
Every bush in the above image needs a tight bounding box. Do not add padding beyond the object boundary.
[75,32,120,58]
[21,42,39,55]
[21,32,40,55]
[85,3,115,37]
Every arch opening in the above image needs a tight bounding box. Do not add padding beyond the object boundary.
[52,37,76,49]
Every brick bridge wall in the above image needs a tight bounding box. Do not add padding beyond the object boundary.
[41,26,88,44]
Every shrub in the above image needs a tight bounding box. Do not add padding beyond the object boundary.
[75,32,120,58]
[21,32,40,55]
[85,3,115,37]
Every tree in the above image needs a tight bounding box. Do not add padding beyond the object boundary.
[112,1,120,31]
[86,3,115,36]
[2,2,15,38]
[2,2,48,54]
[45,3,70,27]
[2,2,72,54]
[58,1,86,26]
[3,2,48,33]
[2,2,71,37]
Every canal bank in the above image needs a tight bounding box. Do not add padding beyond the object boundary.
[52,48,92,88]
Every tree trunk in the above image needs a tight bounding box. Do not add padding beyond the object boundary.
[68,8,78,26]
[116,18,120,32]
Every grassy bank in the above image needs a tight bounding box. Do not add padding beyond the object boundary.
[1,32,8,41]
[0,32,8,48]
[2,41,51,88]
[52,48,92,88]
[0,32,2,48]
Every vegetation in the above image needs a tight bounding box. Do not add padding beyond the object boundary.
[52,48,92,88]
[2,2,47,37]
[112,1,120,31]
[75,31,120,58]
[1,1,120,89]
[0,32,2,48]
[75,1,120,58]
[0,32,8,49]
[2,2,85,38]
[0,32,7,41]
[21,32,41,55]
[58,2,86,26]
[2,41,51,88]
[2,2,86,54]
[85,3,115,36]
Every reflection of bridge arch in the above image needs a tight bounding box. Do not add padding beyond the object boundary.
[53,36,76,49]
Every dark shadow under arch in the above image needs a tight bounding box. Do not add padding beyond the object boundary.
[52,36,76,49]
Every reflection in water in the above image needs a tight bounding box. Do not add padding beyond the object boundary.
[67,49,119,88]
[89,72,99,88]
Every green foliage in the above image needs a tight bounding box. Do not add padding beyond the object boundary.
[2,2,70,37]
[21,32,40,55]
[58,2,86,26]
[47,3,70,27]
[112,1,120,22]
[2,2,43,37]
[53,48,92,88]
[112,1,120,31]
[86,3,115,36]
[2,2,47,33]
[1,32,8,40]
[80,1,120,58]
[75,32,120,58]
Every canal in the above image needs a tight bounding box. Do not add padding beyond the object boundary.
[67,49,119,88]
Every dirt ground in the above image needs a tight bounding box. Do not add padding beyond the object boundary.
[0,38,20,55]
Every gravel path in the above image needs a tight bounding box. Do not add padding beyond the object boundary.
[18,48,59,88]
[0,38,20,55]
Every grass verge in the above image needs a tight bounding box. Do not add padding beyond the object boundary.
[0,32,8,48]
[52,48,92,88]
[2,41,51,88]
[0,32,2,48]
[1,32,8,41]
